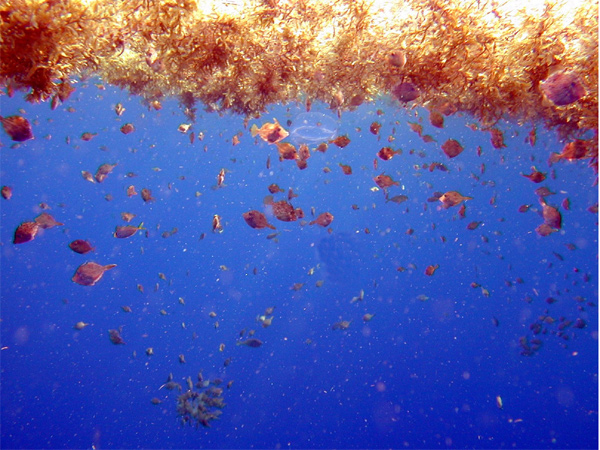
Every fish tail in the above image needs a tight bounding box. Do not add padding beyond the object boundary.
[250,124,259,137]
[548,153,560,164]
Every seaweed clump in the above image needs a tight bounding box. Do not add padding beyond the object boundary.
[171,371,226,428]
[0,0,597,144]
[177,385,225,428]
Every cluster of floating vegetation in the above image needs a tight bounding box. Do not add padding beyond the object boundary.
[0,0,597,146]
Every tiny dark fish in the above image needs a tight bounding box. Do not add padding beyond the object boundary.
[141,188,155,202]
[386,194,408,204]
[236,338,263,348]
[534,186,555,197]
[1,185,13,200]
[95,163,117,183]
[518,204,531,213]
[108,327,126,345]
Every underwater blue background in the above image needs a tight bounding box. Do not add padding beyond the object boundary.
[1,80,598,449]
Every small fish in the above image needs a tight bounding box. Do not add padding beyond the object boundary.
[217,168,226,187]
[69,239,95,254]
[441,139,464,158]
[489,128,506,149]
[377,147,401,161]
[386,194,408,204]
[81,132,97,141]
[178,123,191,134]
[370,122,382,135]
[429,110,444,128]
[119,214,136,225]
[522,166,546,183]
[540,71,585,106]
[386,50,406,68]
[72,262,117,286]
[250,119,289,144]
[309,212,334,227]
[114,222,145,239]
[276,142,298,160]
[0,115,33,141]
[439,191,473,209]
[243,210,276,230]
[268,183,284,194]
[141,188,155,202]
[236,338,263,348]
[120,123,135,134]
[74,321,89,330]
[339,163,352,175]
[496,395,503,409]
[330,135,351,148]
[1,185,12,200]
[392,82,420,103]
[95,163,117,183]
[81,171,95,183]
[374,173,399,189]
[549,139,590,163]
[331,320,351,330]
[424,264,439,276]
[13,221,39,244]
[108,327,125,345]
[212,214,223,233]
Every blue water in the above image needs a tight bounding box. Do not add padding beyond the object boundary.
[1,81,597,449]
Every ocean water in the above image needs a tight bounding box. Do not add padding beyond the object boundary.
[0,81,597,449]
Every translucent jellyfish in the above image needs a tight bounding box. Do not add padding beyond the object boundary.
[289,112,338,146]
